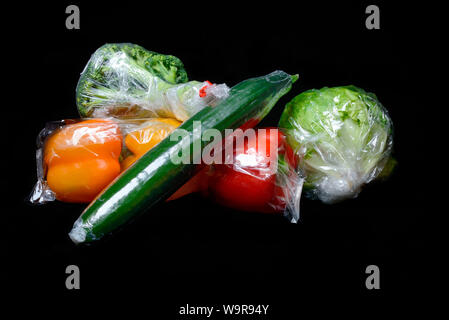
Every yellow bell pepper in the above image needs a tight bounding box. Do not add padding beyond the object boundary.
[121,118,181,171]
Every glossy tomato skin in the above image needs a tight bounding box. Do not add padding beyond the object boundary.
[168,127,296,214]
[208,165,278,213]
[207,128,291,213]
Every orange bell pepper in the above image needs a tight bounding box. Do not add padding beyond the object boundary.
[44,119,122,203]
[121,118,181,171]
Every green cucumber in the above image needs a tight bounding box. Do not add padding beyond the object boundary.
[69,71,298,244]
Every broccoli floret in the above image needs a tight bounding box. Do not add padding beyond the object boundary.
[76,43,188,117]
[145,54,188,84]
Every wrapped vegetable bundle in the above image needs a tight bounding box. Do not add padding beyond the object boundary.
[169,128,303,222]
[76,43,229,121]
[68,71,297,243]
[29,39,397,247]
[32,42,231,205]
[279,86,394,203]
[30,118,181,204]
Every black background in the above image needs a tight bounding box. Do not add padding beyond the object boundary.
[6,1,437,316]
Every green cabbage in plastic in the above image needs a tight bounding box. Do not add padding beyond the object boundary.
[279,86,393,203]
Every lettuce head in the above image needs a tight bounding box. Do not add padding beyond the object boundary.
[279,85,393,203]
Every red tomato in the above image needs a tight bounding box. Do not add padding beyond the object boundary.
[207,127,291,213]
[168,127,297,214]
[208,165,278,213]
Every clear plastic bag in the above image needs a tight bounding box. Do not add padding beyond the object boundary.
[76,43,230,121]
[169,127,304,222]
[31,120,304,223]
[30,118,181,204]
[279,86,394,203]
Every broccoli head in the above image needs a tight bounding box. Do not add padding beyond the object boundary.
[76,43,188,117]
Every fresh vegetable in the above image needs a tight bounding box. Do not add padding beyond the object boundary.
[169,127,301,220]
[69,70,298,243]
[169,129,291,211]
[279,85,393,203]
[207,128,295,213]
[76,43,229,121]
[121,118,182,170]
[44,119,122,203]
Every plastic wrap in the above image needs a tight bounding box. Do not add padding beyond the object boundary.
[279,86,393,203]
[169,127,304,222]
[68,71,298,243]
[212,128,304,222]
[30,118,180,204]
[76,43,230,121]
